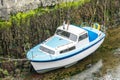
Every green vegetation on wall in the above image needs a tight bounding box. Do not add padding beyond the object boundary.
[0,0,120,57]
[0,0,90,29]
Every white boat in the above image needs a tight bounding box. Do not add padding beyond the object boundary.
[27,22,105,73]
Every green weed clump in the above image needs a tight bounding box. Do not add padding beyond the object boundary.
[55,0,90,9]
[0,0,90,29]
[0,68,9,76]
[0,21,11,29]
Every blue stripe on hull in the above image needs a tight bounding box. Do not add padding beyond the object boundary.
[31,36,105,62]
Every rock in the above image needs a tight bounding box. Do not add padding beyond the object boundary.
[0,7,10,20]
[0,0,77,20]
[15,68,21,74]
[0,0,41,20]
[41,0,58,7]
[114,48,120,56]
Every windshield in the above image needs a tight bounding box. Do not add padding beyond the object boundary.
[56,29,77,41]
[40,46,55,54]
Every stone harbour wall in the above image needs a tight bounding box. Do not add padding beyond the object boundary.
[0,0,78,20]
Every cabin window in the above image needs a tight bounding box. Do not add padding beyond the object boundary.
[40,46,55,54]
[69,33,77,42]
[78,33,88,41]
[56,29,77,41]
[60,46,76,54]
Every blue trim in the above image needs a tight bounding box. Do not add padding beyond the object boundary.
[31,35,105,62]
[85,29,98,42]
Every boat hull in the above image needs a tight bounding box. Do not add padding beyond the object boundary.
[31,38,104,73]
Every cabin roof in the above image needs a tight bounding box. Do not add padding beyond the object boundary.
[58,24,87,36]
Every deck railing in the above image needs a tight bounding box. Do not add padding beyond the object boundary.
[80,22,106,33]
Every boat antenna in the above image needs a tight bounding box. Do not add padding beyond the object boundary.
[63,20,65,29]
[66,0,72,30]
[67,20,70,30]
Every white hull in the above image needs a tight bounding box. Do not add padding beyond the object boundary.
[31,38,104,73]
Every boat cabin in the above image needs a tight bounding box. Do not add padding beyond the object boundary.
[40,24,90,55]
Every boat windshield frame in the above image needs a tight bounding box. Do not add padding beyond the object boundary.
[40,46,55,55]
[55,29,77,42]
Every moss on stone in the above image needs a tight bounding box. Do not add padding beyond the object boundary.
[0,0,90,29]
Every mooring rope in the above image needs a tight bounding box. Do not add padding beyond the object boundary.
[0,57,29,61]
